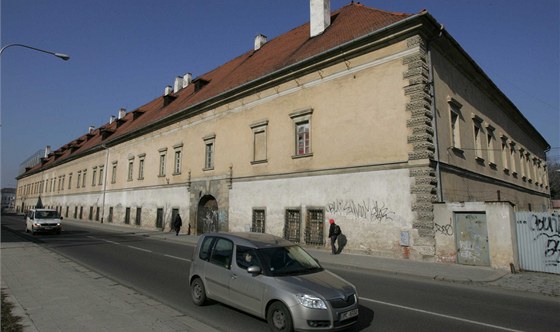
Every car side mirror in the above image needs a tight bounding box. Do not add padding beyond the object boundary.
[247,266,261,275]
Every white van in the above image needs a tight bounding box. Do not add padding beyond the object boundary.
[25,209,63,235]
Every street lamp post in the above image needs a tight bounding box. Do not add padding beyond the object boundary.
[0,43,70,60]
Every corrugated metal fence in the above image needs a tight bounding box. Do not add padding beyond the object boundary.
[515,212,559,274]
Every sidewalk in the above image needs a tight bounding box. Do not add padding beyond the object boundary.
[2,219,559,332]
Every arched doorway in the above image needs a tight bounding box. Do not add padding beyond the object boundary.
[197,195,218,235]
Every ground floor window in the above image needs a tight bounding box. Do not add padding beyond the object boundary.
[125,207,130,224]
[135,207,142,225]
[284,209,301,243]
[252,208,265,233]
[305,209,324,245]
[108,207,113,223]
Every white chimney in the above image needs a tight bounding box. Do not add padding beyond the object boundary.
[109,115,116,124]
[164,85,173,95]
[88,126,95,134]
[44,146,52,158]
[254,34,267,51]
[182,73,192,88]
[310,0,331,37]
[173,76,183,93]
[118,108,126,120]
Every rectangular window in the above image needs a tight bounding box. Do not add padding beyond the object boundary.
[296,121,310,155]
[156,208,164,229]
[252,209,266,233]
[77,171,82,188]
[284,209,301,243]
[92,167,97,186]
[203,135,215,170]
[472,117,483,161]
[108,207,113,223]
[128,159,134,181]
[501,137,509,172]
[290,109,313,158]
[171,208,179,230]
[74,206,78,218]
[82,170,87,188]
[205,143,214,169]
[448,97,462,150]
[135,207,142,225]
[519,149,526,180]
[95,207,100,221]
[510,143,517,175]
[89,206,93,220]
[125,207,131,224]
[79,206,83,219]
[138,154,145,180]
[486,125,496,167]
[305,209,324,245]
[98,166,104,186]
[173,144,183,175]
[112,162,118,183]
[159,148,167,177]
[251,121,268,163]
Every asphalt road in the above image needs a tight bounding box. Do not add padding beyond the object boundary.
[3,216,559,332]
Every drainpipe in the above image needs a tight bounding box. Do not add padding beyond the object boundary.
[427,25,445,202]
[101,144,110,223]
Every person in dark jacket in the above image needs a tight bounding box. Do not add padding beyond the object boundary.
[174,213,183,236]
[328,218,340,254]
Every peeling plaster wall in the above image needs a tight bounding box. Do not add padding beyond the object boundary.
[229,169,414,258]
[434,201,517,270]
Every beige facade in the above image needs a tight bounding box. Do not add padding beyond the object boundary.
[16,3,550,265]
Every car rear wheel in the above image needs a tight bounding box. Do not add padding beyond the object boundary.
[267,302,293,332]
[191,277,207,306]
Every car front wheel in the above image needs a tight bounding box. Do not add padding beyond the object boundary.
[267,301,293,332]
[191,277,207,306]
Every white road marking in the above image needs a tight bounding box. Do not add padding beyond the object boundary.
[164,254,191,262]
[360,297,525,332]
[87,235,189,261]
[127,245,152,253]
[87,236,120,245]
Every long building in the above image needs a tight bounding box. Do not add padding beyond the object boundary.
[16,1,550,265]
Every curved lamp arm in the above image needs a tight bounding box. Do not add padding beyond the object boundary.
[0,43,69,60]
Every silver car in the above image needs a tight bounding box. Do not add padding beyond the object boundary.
[25,208,63,235]
[188,232,359,332]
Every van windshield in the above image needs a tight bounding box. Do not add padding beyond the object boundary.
[35,211,59,219]
[257,245,323,276]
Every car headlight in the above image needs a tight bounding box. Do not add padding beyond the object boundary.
[296,294,327,309]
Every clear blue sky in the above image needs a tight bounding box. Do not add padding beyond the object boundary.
[1,0,559,188]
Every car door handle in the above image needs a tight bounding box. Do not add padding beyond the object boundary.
[231,273,238,280]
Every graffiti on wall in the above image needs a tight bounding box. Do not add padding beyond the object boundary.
[435,223,453,236]
[326,198,395,223]
[517,213,560,270]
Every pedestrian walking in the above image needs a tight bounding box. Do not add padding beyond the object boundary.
[174,213,182,236]
[328,218,341,254]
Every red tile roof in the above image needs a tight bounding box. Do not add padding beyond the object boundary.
[23,3,413,175]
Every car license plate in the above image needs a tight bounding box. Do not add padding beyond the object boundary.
[340,308,358,321]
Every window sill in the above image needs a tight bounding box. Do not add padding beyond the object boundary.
[292,153,313,159]
[251,159,268,165]
[203,167,214,171]
[475,156,485,164]
[451,147,464,153]
[172,172,181,176]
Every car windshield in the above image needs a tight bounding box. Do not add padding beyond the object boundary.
[35,211,59,219]
[257,245,323,276]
